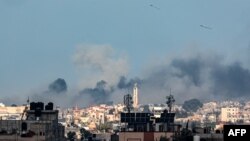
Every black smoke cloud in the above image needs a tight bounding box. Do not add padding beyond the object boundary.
[77,77,143,105]
[27,52,250,106]
[48,78,67,94]
[170,57,250,99]
[211,62,250,98]
[137,54,250,103]
[75,53,250,105]
[28,78,68,107]
[79,80,114,104]
[171,58,204,86]
[117,76,143,89]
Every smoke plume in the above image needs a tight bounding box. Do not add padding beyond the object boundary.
[25,46,250,107]
[117,76,143,89]
[72,44,128,88]
[138,52,250,104]
[48,78,67,94]
[79,80,114,104]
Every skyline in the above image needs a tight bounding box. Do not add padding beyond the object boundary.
[1,0,250,106]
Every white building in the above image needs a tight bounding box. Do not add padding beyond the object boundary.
[0,106,26,120]
[152,106,165,118]
[221,107,240,123]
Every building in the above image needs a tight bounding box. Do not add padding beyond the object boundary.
[119,110,179,141]
[221,107,240,123]
[119,132,174,141]
[152,106,165,118]
[0,102,65,141]
[132,83,138,109]
[0,105,26,120]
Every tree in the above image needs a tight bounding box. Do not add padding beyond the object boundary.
[182,99,203,112]
[80,128,92,140]
[97,122,112,132]
[67,131,76,141]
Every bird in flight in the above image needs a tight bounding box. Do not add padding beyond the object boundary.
[150,4,160,10]
[200,25,212,30]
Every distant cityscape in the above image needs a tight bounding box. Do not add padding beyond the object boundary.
[2,0,250,140]
[0,83,249,141]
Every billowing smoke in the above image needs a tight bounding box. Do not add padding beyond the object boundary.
[72,44,128,88]
[23,45,250,107]
[29,78,69,107]
[211,62,250,98]
[138,52,250,104]
[44,51,250,106]
[171,58,204,87]
[48,78,67,94]
[19,44,129,107]
[79,80,114,104]
[117,76,143,89]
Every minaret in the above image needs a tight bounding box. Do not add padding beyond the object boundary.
[133,83,138,109]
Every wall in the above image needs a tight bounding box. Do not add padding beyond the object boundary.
[119,132,174,141]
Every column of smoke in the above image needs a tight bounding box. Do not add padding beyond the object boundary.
[22,45,250,107]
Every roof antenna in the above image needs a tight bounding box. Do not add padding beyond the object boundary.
[166,88,175,113]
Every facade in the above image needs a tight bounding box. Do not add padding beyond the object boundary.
[242,102,250,123]
[119,110,178,140]
[152,106,165,118]
[119,132,174,141]
[0,102,65,141]
[221,107,240,123]
[0,106,26,120]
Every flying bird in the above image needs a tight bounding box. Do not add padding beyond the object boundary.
[150,4,160,10]
[200,25,212,30]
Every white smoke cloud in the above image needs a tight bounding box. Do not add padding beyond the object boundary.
[72,43,129,89]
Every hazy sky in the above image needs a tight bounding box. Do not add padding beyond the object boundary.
[1,0,250,104]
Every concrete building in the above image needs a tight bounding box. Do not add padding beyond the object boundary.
[119,109,179,141]
[0,102,65,141]
[0,106,26,120]
[221,107,240,123]
[152,106,165,118]
[119,132,174,141]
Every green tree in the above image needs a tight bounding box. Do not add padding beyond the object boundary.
[80,128,92,140]
[67,131,76,141]
[97,122,112,132]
